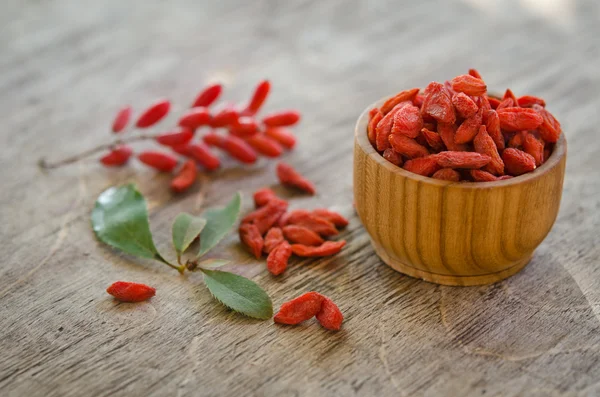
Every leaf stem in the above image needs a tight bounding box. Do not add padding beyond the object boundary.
[38,134,159,169]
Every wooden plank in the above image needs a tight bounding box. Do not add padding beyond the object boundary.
[1,0,599,396]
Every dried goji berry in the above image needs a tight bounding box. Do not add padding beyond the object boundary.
[485,110,505,150]
[413,94,425,108]
[263,227,285,254]
[388,134,430,159]
[283,225,324,246]
[245,134,284,158]
[262,110,301,127]
[178,107,211,129]
[533,104,561,143]
[267,241,292,276]
[450,74,487,96]
[380,88,420,115]
[479,95,492,115]
[488,97,501,109]
[315,296,343,331]
[274,292,324,325]
[452,92,478,119]
[383,148,403,166]
[507,131,525,148]
[254,187,277,208]
[522,132,544,166]
[276,162,316,195]
[202,132,226,148]
[421,82,456,124]
[497,107,543,131]
[210,105,239,128]
[432,151,491,169]
[188,143,220,171]
[438,123,468,152]
[135,99,170,128]
[243,198,289,234]
[244,80,270,116]
[517,95,546,108]
[170,144,192,157]
[138,150,178,172]
[107,281,155,303]
[503,89,519,107]
[376,103,405,151]
[367,109,383,146]
[312,209,349,228]
[229,117,259,137]
[432,168,460,181]
[390,103,423,138]
[111,105,132,133]
[239,223,264,259]
[468,68,483,79]
[502,148,536,176]
[156,127,194,146]
[291,240,346,257]
[170,159,198,193]
[473,125,504,175]
[264,127,296,149]
[100,145,133,167]
[470,169,499,182]
[286,210,338,237]
[192,83,222,108]
[496,98,514,110]
[455,108,483,144]
[223,135,258,164]
[403,156,440,177]
[421,128,445,152]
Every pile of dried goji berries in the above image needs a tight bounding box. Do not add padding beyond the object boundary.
[239,178,348,276]
[367,69,562,181]
[102,80,300,192]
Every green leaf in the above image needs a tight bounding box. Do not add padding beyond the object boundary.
[91,184,166,263]
[201,269,273,320]
[172,213,207,260]
[198,259,230,269]
[197,192,241,258]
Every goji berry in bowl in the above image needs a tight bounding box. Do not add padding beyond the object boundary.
[353,80,566,286]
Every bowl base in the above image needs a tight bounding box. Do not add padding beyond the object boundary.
[371,240,531,286]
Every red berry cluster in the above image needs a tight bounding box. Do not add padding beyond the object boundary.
[101,80,301,193]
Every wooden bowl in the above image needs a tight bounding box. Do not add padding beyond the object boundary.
[353,98,567,286]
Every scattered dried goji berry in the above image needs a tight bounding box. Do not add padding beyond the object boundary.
[262,110,301,127]
[210,105,239,128]
[452,92,478,119]
[432,168,460,181]
[192,83,222,108]
[156,127,194,146]
[276,162,316,195]
[312,209,349,228]
[382,147,402,166]
[135,99,170,128]
[243,198,289,234]
[264,127,296,149]
[254,187,277,207]
[450,74,487,96]
[267,241,292,276]
[391,103,423,138]
[291,240,346,257]
[286,210,338,237]
[107,281,155,303]
[522,132,544,166]
[315,296,343,331]
[283,225,324,246]
[223,135,258,164]
[432,151,491,169]
[273,292,324,325]
[421,82,456,124]
[100,145,133,167]
[403,156,440,177]
[263,227,285,254]
[502,148,536,176]
[229,117,259,137]
[244,80,271,116]
[245,134,284,158]
[188,142,220,171]
[473,126,504,175]
[111,105,132,133]
[380,88,420,115]
[517,95,546,108]
[138,150,178,172]
[170,159,198,192]
[388,134,430,159]
[202,131,226,148]
[239,223,264,259]
[421,128,445,152]
[178,107,211,129]
[455,108,483,144]
[497,107,543,131]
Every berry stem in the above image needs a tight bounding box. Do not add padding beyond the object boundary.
[38,133,159,169]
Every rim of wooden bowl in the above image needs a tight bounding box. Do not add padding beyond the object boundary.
[354,97,566,188]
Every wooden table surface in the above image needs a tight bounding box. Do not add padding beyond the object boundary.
[2,1,600,396]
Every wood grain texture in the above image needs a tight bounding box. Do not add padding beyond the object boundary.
[1,0,600,396]
[354,99,567,285]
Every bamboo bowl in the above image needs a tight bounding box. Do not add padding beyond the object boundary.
[353,98,567,286]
